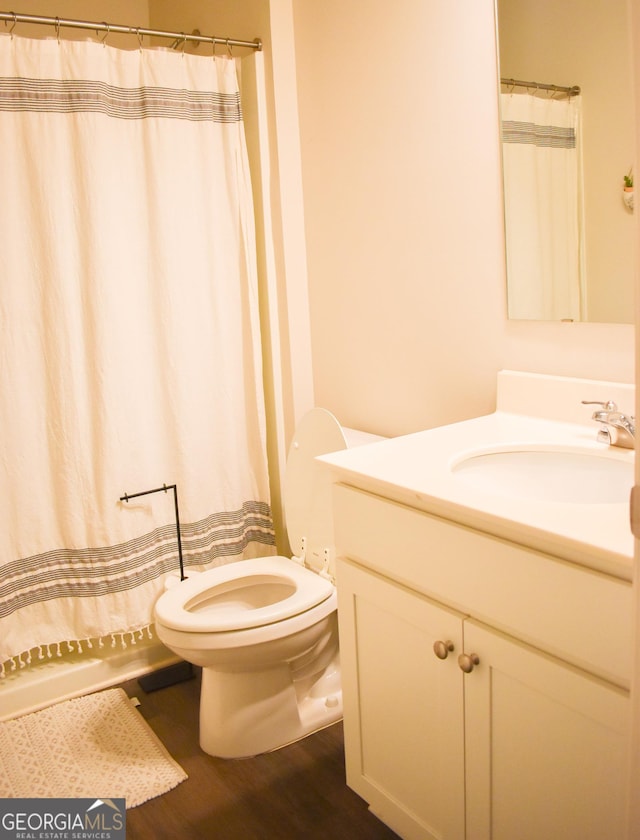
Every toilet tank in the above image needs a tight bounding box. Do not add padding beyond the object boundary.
[284,409,386,580]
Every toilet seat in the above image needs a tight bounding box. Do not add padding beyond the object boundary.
[155,409,352,639]
[154,556,334,633]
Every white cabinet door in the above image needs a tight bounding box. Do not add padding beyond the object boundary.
[463,619,629,840]
[337,559,466,840]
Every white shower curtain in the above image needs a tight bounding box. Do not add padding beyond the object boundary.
[501,92,584,321]
[0,35,274,674]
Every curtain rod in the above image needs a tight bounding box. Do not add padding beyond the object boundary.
[501,77,580,97]
[0,10,262,51]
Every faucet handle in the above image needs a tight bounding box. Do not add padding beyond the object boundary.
[581,399,618,411]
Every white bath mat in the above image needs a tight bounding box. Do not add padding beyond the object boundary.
[0,687,187,807]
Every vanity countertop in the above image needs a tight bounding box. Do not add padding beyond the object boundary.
[318,411,634,581]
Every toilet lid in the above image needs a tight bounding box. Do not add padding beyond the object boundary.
[283,408,347,568]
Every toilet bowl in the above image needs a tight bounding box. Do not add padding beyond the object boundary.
[153,408,383,758]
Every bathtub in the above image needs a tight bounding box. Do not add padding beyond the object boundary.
[0,629,177,721]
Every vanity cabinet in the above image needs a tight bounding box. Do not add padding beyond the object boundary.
[463,619,627,840]
[334,484,631,840]
[338,558,466,840]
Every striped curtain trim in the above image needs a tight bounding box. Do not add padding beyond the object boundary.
[0,77,243,121]
[0,501,275,618]
[502,119,576,149]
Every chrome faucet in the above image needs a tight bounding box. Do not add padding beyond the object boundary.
[581,400,636,449]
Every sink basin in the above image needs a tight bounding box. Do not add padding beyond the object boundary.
[452,448,633,504]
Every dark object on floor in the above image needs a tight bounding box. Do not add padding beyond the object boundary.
[138,660,195,692]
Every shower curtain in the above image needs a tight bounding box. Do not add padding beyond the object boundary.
[501,92,584,321]
[0,34,275,674]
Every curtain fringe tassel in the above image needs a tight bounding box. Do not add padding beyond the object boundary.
[0,625,155,679]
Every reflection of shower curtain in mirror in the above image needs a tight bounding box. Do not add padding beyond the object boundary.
[501,93,584,321]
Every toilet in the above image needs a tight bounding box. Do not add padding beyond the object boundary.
[153,408,383,758]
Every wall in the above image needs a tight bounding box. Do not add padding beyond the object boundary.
[149,0,266,49]
[498,0,635,325]
[291,0,505,437]
[4,0,149,45]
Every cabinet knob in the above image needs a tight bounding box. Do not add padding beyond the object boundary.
[433,639,454,660]
[458,652,480,673]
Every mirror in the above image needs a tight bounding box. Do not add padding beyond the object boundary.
[496,0,635,324]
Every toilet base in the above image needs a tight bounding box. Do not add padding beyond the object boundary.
[199,657,342,759]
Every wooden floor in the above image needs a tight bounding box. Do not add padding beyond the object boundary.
[122,668,399,840]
